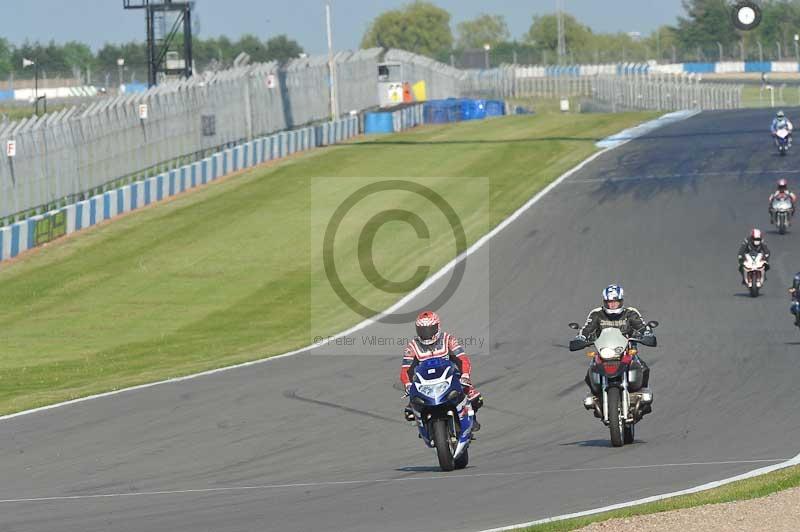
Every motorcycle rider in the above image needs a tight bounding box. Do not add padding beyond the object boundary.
[574,285,653,415]
[768,178,797,224]
[771,110,794,147]
[401,311,483,430]
[737,229,771,283]
[789,273,800,322]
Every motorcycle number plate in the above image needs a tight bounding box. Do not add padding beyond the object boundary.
[427,368,436,374]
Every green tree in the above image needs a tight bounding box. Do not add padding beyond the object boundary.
[524,13,592,58]
[361,1,453,59]
[62,41,93,73]
[0,38,12,77]
[236,34,269,63]
[456,14,510,49]
[675,0,740,59]
[264,35,304,64]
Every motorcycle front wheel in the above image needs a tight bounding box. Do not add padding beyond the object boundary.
[607,388,624,447]
[431,418,456,471]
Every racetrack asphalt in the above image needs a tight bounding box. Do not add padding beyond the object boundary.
[2,108,800,532]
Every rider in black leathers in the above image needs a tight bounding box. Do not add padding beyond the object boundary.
[790,273,800,322]
[575,284,653,414]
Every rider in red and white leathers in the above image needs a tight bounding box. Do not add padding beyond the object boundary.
[401,311,483,429]
[768,178,797,224]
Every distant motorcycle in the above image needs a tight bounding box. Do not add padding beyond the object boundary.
[406,357,475,471]
[742,252,767,297]
[772,196,794,234]
[775,128,791,155]
[568,322,658,448]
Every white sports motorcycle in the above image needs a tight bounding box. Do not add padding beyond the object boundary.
[775,127,791,155]
[772,196,793,234]
[742,252,767,297]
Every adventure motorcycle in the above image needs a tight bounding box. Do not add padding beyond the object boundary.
[406,357,475,471]
[772,196,794,234]
[568,322,658,447]
[742,252,767,297]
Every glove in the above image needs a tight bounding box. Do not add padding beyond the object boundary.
[460,374,473,388]
[574,334,587,342]
[403,383,411,396]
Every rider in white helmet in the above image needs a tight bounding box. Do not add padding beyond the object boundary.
[771,110,794,146]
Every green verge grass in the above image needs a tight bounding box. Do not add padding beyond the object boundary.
[0,110,656,415]
[0,104,68,122]
[519,463,800,531]
[740,84,800,108]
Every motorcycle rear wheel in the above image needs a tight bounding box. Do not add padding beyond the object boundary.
[431,418,455,471]
[608,388,624,447]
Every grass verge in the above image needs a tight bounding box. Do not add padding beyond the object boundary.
[0,109,656,415]
[518,463,800,531]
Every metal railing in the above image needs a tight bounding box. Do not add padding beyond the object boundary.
[0,54,744,222]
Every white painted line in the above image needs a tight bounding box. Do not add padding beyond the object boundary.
[596,110,702,149]
[0,458,786,505]
[477,452,800,532]
[0,112,691,425]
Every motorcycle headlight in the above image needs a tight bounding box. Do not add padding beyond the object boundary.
[599,347,620,360]
[418,381,450,398]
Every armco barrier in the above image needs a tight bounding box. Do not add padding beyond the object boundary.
[0,113,420,263]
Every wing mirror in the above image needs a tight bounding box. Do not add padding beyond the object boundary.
[568,322,580,330]
[647,320,659,329]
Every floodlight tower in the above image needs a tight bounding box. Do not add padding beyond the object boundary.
[123,0,194,87]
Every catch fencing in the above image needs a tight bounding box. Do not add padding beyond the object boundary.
[0,52,744,222]
[460,65,742,112]
[0,48,383,222]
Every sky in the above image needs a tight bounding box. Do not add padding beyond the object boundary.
[0,0,686,55]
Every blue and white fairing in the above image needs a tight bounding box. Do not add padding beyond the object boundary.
[408,357,473,458]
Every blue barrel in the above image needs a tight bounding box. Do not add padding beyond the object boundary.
[460,99,487,120]
[364,112,394,134]
[485,100,505,117]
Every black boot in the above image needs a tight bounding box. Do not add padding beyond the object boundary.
[471,395,483,431]
[404,405,415,422]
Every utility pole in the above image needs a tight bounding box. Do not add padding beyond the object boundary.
[326,1,338,120]
[556,0,566,65]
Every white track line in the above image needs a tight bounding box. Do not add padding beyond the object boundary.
[0,458,784,505]
[478,452,800,532]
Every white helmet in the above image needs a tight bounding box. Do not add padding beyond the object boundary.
[602,284,624,316]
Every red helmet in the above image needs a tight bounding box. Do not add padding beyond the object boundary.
[778,178,788,191]
[415,311,441,345]
[749,228,763,246]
